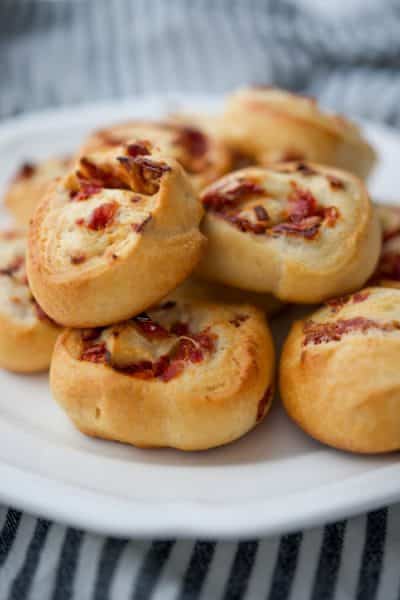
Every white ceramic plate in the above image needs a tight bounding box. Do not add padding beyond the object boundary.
[0,94,399,540]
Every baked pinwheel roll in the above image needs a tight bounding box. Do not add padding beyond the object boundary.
[281,287,400,453]
[372,203,400,287]
[27,143,205,327]
[0,231,60,372]
[78,118,232,192]
[4,156,71,227]
[196,162,381,303]
[176,278,284,317]
[220,87,376,180]
[51,292,275,450]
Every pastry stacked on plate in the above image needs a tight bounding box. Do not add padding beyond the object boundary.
[3,86,398,453]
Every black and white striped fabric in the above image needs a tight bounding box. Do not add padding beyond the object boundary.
[0,506,398,599]
[1,1,400,598]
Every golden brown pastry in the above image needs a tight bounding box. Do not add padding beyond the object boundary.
[220,87,376,179]
[372,203,400,287]
[27,142,205,327]
[0,231,60,372]
[196,162,381,303]
[4,157,71,227]
[51,290,275,450]
[78,118,232,192]
[280,286,400,453]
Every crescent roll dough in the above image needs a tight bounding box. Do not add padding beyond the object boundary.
[78,118,232,192]
[196,162,381,303]
[4,156,71,227]
[281,287,400,453]
[27,142,206,327]
[220,87,376,179]
[372,203,400,288]
[51,290,275,450]
[0,231,60,372]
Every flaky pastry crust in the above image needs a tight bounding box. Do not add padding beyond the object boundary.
[372,203,400,288]
[51,291,275,450]
[196,162,381,303]
[4,157,71,227]
[27,142,206,327]
[0,231,60,372]
[280,287,400,453]
[78,118,232,192]
[220,87,376,179]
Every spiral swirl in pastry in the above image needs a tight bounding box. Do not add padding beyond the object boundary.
[27,142,205,327]
[281,286,400,453]
[78,118,232,192]
[196,162,381,303]
[51,290,275,450]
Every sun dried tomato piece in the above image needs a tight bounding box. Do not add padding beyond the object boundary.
[79,158,130,190]
[137,157,171,178]
[279,150,306,162]
[327,296,353,313]
[193,331,217,353]
[174,338,203,363]
[286,184,338,227]
[174,126,208,158]
[87,201,119,231]
[303,317,400,346]
[230,314,249,327]
[353,291,370,303]
[222,213,267,234]
[170,322,190,336]
[383,229,400,243]
[202,180,264,212]
[256,386,273,422]
[287,186,318,222]
[134,313,170,339]
[15,162,36,181]
[81,342,108,363]
[71,181,103,201]
[160,360,185,382]
[271,216,322,240]
[70,254,86,265]
[254,205,269,221]
[81,323,217,382]
[326,291,370,314]
[327,175,345,190]
[153,355,170,377]
[0,255,24,277]
[131,215,152,233]
[324,206,339,227]
[126,142,151,158]
[295,163,317,176]
[118,156,171,193]
[122,360,155,379]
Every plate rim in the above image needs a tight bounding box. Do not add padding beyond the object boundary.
[0,94,399,540]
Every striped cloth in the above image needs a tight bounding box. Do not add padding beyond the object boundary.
[1,0,400,598]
